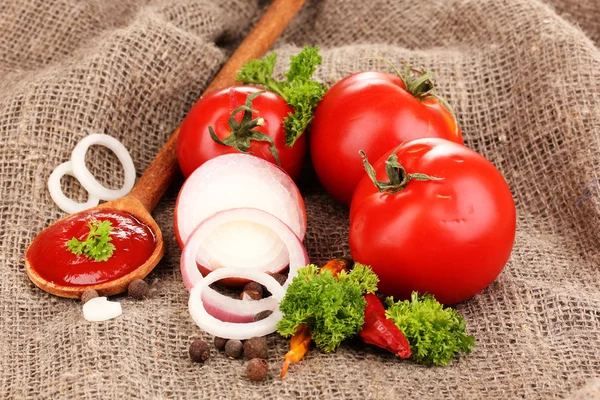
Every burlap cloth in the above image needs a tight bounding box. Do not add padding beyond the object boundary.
[1,0,599,398]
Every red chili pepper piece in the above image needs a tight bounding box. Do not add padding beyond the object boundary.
[359,293,411,358]
[280,324,312,378]
[320,257,351,277]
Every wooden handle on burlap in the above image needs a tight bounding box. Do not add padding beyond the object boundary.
[130,0,306,212]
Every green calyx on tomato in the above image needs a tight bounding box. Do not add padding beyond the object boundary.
[398,65,459,137]
[360,149,443,194]
[208,91,281,167]
[236,46,327,147]
[377,59,459,137]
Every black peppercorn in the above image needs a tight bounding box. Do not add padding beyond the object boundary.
[246,358,268,381]
[243,337,268,359]
[189,339,210,363]
[128,279,149,299]
[80,289,98,304]
[224,339,243,359]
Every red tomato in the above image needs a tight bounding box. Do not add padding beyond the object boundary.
[349,138,516,305]
[310,71,464,205]
[177,86,306,180]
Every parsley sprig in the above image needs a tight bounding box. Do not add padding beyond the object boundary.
[385,292,476,366]
[236,46,327,147]
[67,219,115,262]
[277,263,377,353]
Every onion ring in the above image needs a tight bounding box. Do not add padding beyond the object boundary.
[188,268,285,339]
[70,133,136,200]
[47,161,100,214]
[181,207,309,292]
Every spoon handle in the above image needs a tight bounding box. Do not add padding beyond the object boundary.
[130,0,307,212]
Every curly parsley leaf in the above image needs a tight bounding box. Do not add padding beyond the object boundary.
[338,262,379,294]
[67,219,115,262]
[385,292,476,366]
[277,264,379,353]
[236,46,326,147]
[236,53,282,97]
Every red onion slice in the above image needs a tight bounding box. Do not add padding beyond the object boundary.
[188,268,286,339]
[182,208,309,334]
[181,207,309,291]
[175,154,306,275]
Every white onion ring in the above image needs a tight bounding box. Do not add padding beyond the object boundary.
[188,268,285,339]
[48,161,100,214]
[71,133,136,200]
[181,208,309,292]
[182,208,309,334]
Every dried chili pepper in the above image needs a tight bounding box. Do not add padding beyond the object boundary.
[319,257,351,277]
[322,258,411,358]
[279,257,351,378]
[280,324,312,378]
[359,293,411,358]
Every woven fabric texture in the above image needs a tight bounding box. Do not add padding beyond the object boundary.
[1,0,599,398]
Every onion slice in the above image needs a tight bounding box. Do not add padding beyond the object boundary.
[48,161,100,214]
[174,154,306,274]
[189,268,286,339]
[182,208,309,333]
[71,133,136,201]
[181,208,309,292]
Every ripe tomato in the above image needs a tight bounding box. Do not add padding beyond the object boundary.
[310,71,464,205]
[349,138,516,305]
[177,86,306,180]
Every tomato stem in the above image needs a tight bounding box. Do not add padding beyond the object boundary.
[359,150,443,194]
[208,90,281,166]
[399,65,459,137]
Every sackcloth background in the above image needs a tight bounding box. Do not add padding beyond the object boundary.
[1,0,599,398]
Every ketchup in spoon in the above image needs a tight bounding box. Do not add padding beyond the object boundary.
[27,210,156,286]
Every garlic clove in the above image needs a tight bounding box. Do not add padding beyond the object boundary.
[82,296,122,322]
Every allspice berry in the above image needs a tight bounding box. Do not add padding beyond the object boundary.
[128,279,149,300]
[224,339,243,359]
[243,337,268,359]
[246,358,268,381]
[240,290,261,300]
[269,273,287,286]
[253,310,273,322]
[243,281,263,297]
[189,339,210,363]
[214,336,228,351]
[80,289,98,304]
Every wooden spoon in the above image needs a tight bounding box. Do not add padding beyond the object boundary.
[25,0,307,299]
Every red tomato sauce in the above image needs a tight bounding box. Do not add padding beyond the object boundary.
[27,209,155,286]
